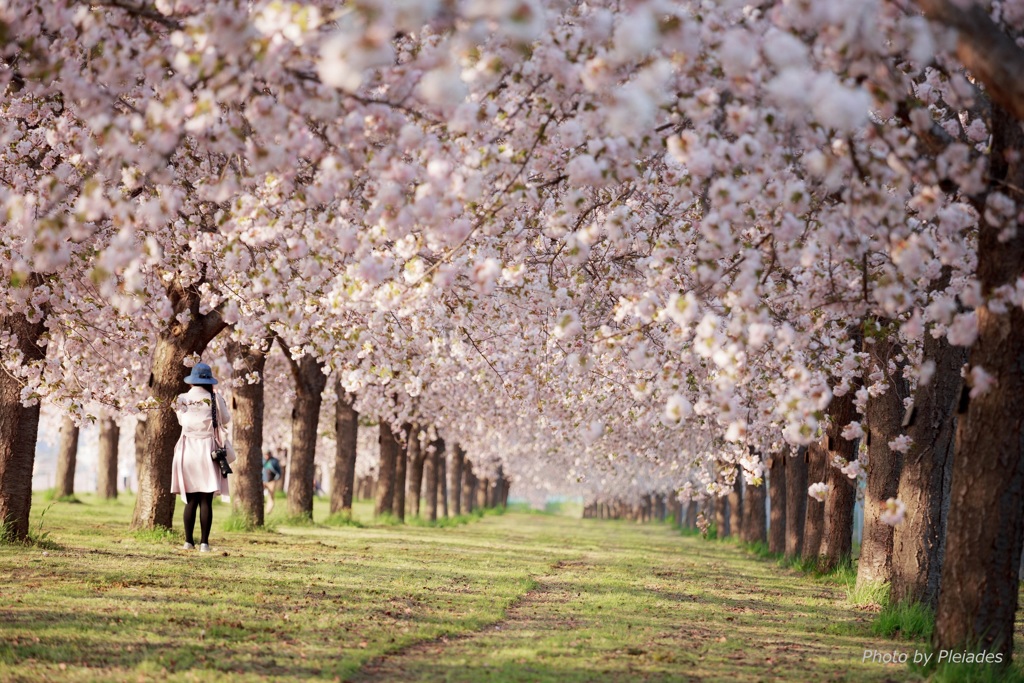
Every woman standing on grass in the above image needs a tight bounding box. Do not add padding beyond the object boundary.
[170,363,233,552]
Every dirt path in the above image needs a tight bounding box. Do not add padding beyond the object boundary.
[353,558,591,682]
[347,520,915,682]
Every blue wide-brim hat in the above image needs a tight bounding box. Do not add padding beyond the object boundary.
[184,362,218,385]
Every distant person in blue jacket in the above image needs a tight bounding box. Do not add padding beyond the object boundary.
[263,452,282,514]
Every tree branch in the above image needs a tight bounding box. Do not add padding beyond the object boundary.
[917,0,1024,122]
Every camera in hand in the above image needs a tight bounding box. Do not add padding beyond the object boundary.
[211,447,232,478]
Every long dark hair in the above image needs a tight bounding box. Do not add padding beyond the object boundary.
[200,384,219,430]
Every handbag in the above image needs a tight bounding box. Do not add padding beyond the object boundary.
[210,393,233,478]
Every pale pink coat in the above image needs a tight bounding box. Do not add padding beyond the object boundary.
[170,386,233,502]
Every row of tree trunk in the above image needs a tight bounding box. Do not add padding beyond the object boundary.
[583,493,674,522]
[373,429,509,521]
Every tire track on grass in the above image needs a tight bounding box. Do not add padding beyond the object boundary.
[350,557,590,682]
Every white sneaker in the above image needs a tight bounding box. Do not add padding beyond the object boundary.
[199,543,211,553]
[182,542,195,550]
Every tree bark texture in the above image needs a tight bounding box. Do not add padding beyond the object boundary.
[424,437,440,521]
[728,477,742,539]
[451,445,464,516]
[223,338,269,527]
[283,349,327,520]
[743,479,767,545]
[406,426,424,517]
[891,332,965,606]
[802,441,827,562]
[786,447,808,559]
[54,416,80,499]
[857,334,909,590]
[96,415,120,500]
[0,293,47,542]
[375,421,399,517]
[685,501,698,529]
[392,424,408,520]
[714,494,728,538]
[936,103,1024,662]
[439,452,449,517]
[477,477,488,511]
[461,461,475,513]
[131,282,226,530]
[331,385,359,515]
[768,451,787,555]
[821,389,859,571]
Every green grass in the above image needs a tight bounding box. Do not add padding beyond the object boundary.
[927,660,1024,682]
[873,600,934,641]
[1,492,1021,682]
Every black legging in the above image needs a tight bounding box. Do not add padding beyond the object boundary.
[183,492,215,545]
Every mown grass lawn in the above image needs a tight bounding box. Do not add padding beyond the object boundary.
[0,493,1021,682]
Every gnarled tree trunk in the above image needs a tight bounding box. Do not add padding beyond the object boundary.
[821,389,858,572]
[0,293,48,542]
[96,415,120,500]
[224,338,270,527]
[857,334,909,590]
[891,332,965,606]
[54,416,80,499]
[132,283,226,530]
[936,103,1024,663]
[331,385,359,515]
[282,346,327,520]
[768,451,787,555]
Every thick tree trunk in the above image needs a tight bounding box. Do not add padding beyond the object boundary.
[461,461,475,513]
[406,426,424,516]
[802,441,827,561]
[477,476,488,511]
[786,447,808,559]
[728,477,742,539]
[936,103,1024,663]
[331,386,359,515]
[891,332,965,607]
[375,421,399,517]
[96,415,120,500]
[821,389,859,571]
[714,494,728,538]
[744,479,767,544]
[223,339,269,527]
[768,452,787,555]
[685,501,698,529]
[857,335,909,590]
[451,445,464,516]
[392,424,408,520]
[439,450,449,518]
[54,416,80,499]
[283,349,327,520]
[424,437,440,521]
[131,283,226,530]
[0,296,47,542]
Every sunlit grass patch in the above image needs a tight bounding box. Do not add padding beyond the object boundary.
[873,600,934,641]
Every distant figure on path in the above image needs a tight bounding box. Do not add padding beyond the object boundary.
[171,363,233,552]
[263,451,282,514]
[313,465,324,498]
